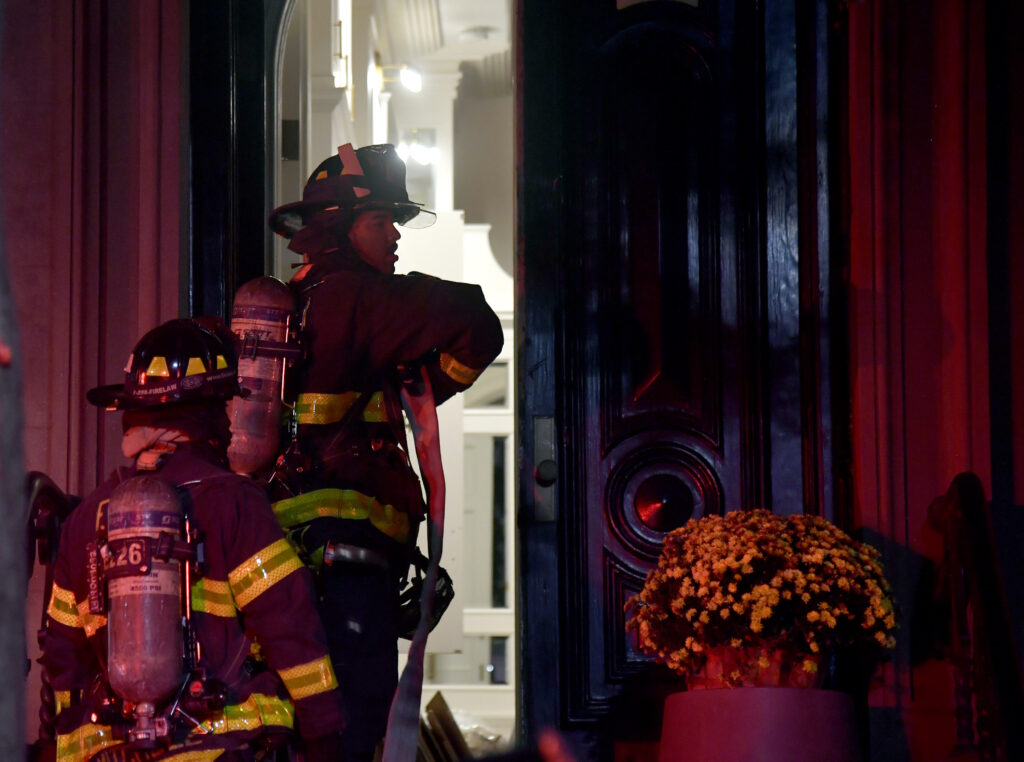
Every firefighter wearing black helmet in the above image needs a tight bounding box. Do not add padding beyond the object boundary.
[41,319,347,761]
[265,144,503,761]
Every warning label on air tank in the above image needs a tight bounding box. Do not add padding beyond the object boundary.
[108,510,182,533]
[108,565,179,598]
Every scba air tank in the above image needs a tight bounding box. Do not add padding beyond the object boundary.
[105,476,184,711]
[227,276,297,476]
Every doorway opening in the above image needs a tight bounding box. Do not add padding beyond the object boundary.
[273,0,517,745]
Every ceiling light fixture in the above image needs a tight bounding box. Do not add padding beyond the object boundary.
[375,64,423,93]
[398,66,422,93]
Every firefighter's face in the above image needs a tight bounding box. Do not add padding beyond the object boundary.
[349,209,401,274]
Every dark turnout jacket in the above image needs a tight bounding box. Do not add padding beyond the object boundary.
[274,252,504,553]
[293,253,504,405]
[42,442,346,761]
[269,249,503,762]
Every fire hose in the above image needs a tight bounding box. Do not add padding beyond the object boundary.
[382,364,445,762]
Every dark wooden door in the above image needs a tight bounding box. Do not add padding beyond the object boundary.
[516,0,836,756]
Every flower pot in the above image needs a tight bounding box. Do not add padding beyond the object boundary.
[658,687,862,762]
[686,646,825,690]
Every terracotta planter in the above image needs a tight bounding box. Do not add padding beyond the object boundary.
[658,687,862,762]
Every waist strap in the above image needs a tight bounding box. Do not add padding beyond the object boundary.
[271,487,411,543]
[55,693,295,762]
[294,391,387,425]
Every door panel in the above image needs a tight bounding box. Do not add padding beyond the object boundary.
[574,17,727,720]
[598,23,720,448]
[517,0,831,754]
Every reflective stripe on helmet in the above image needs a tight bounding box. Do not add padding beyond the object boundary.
[294,391,387,425]
[146,356,171,377]
[278,655,339,701]
[184,357,207,376]
[228,539,305,609]
[271,487,410,542]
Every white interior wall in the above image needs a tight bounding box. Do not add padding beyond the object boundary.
[454,94,514,277]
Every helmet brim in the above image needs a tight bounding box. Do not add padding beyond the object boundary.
[87,369,239,411]
[85,383,138,411]
[268,199,436,238]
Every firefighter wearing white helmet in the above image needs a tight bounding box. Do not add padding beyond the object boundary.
[41,318,346,761]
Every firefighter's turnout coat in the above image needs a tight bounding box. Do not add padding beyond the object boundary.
[270,251,503,759]
[278,251,504,554]
[42,442,346,761]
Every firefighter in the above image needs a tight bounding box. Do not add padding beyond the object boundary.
[265,143,504,761]
[40,318,346,761]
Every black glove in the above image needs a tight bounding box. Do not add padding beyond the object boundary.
[302,732,346,762]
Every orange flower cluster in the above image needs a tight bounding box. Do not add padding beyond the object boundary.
[625,509,897,682]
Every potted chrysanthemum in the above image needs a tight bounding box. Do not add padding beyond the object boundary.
[626,509,897,762]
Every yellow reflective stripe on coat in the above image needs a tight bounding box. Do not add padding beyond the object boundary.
[77,600,107,637]
[271,488,410,542]
[193,692,295,735]
[54,690,72,715]
[56,722,118,762]
[228,538,304,609]
[278,655,338,701]
[162,751,224,761]
[47,583,81,629]
[48,583,107,635]
[191,577,236,618]
[440,352,484,385]
[294,391,386,424]
[362,391,387,422]
[57,695,294,760]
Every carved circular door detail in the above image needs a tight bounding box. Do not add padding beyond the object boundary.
[606,439,722,562]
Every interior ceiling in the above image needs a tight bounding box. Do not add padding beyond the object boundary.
[377,0,510,68]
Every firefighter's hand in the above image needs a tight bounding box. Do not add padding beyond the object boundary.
[301,731,345,762]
